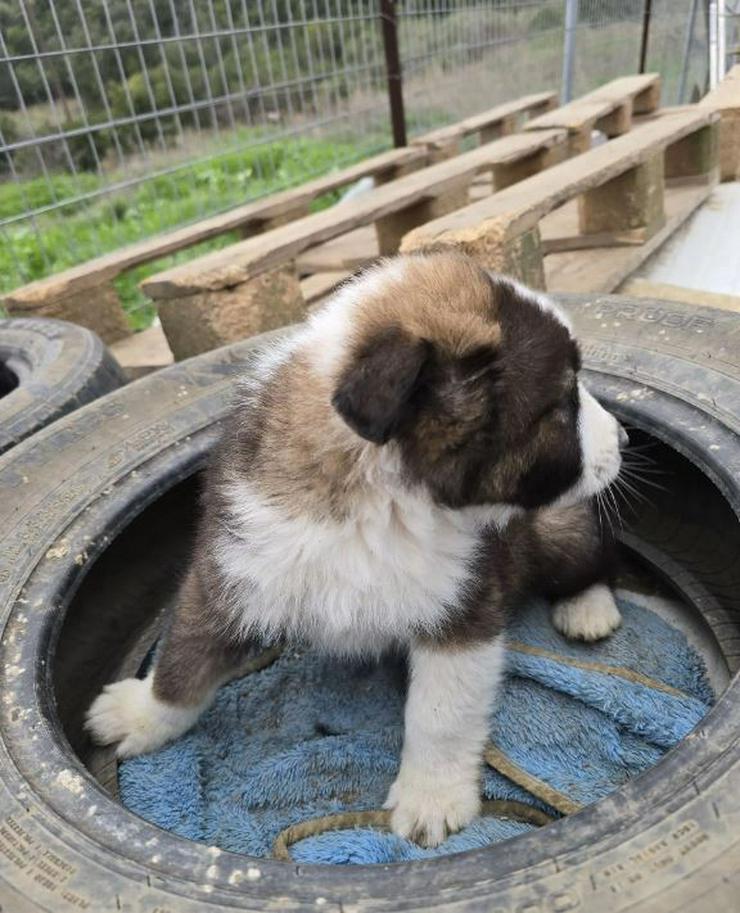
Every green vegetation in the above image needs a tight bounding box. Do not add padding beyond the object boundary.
[0,0,389,326]
[0,131,386,327]
[0,0,686,333]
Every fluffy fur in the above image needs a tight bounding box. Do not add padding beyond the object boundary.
[87,252,626,846]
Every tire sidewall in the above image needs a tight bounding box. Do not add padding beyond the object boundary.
[0,301,738,912]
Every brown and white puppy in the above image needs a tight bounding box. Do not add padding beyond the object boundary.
[86,252,626,847]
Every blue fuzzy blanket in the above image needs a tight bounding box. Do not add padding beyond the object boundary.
[119,594,713,864]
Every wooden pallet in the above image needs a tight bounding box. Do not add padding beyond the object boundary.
[296,77,665,279]
[1,145,428,343]
[524,74,661,155]
[109,270,349,378]
[401,109,720,296]
[140,129,567,359]
[0,95,558,345]
[411,92,556,161]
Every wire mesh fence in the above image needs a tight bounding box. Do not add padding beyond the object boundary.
[0,0,713,326]
[726,1,740,71]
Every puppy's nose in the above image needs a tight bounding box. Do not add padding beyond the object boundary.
[618,425,630,450]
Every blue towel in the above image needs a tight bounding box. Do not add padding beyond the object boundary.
[119,594,713,864]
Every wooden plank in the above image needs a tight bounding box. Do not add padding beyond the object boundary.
[401,109,719,253]
[525,75,661,145]
[543,227,648,253]
[460,92,556,132]
[545,180,712,294]
[411,91,557,148]
[1,146,427,306]
[142,128,567,300]
[632,105,698,126]
[579,73,660,106]
[297,225,378,273]
[525,98,615,132]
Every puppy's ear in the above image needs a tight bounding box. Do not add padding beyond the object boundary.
[332,327,430,444]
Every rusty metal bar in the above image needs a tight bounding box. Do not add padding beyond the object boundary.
[639,0,653,73]
[379,0,407,147]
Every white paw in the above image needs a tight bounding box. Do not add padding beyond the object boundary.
[85,674,201,759]
[552,583,622,642]
[384,768,480,847]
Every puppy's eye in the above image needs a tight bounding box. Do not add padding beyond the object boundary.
[538,389,576,424]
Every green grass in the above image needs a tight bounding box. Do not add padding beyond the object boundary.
[0,132,388,329]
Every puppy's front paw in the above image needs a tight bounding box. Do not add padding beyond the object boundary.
[384,768,480,847]
[552,583,622,642]
[85,675,200,759]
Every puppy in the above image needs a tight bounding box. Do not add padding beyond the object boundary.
[87,252,625,847]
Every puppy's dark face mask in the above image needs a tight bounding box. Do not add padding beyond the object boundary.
[333,268,623,511]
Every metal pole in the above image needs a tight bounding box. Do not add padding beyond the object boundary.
[678,0,700,102]
[709,0,719,88]
[639,0,653,73]
[561,0,578,103]
[718,0,727,78]
[379,0,407,148]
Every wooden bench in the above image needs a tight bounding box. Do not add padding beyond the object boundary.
[297,80,667,279]
[401,108,719,291]
[411,92,557,162]
[700,64,740,181]
[140,128,567,359]
[0,145,428,344]
[524,74,661,156]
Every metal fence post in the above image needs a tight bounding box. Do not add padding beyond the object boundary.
[678,0,700,102]
[718,0,727,78]
[639,0,653,73]
[561,0,579,103]
[379,0,407,147]
[709,0,719,88]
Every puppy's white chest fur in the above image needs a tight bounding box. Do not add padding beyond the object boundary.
[215,468,505,655]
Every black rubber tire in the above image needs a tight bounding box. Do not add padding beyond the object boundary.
[0,293,738,912]
[0,316,126,454]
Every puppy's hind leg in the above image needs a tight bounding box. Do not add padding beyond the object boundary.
[552,583,622,642]
[535,501,622,642]
[86,570,248,758]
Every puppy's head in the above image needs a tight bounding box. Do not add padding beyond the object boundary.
[328,252,624,511]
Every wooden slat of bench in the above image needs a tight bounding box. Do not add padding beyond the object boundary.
[457,92,556,133]
[412,91,556,147]
[579,73,660,104]
[142,129,566,300]
[2,146,427,307]
[632,105,697,125]
[401,109,719,250]
[284,146,427,197]
[524,98,616,132]
[525,74,660,134]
